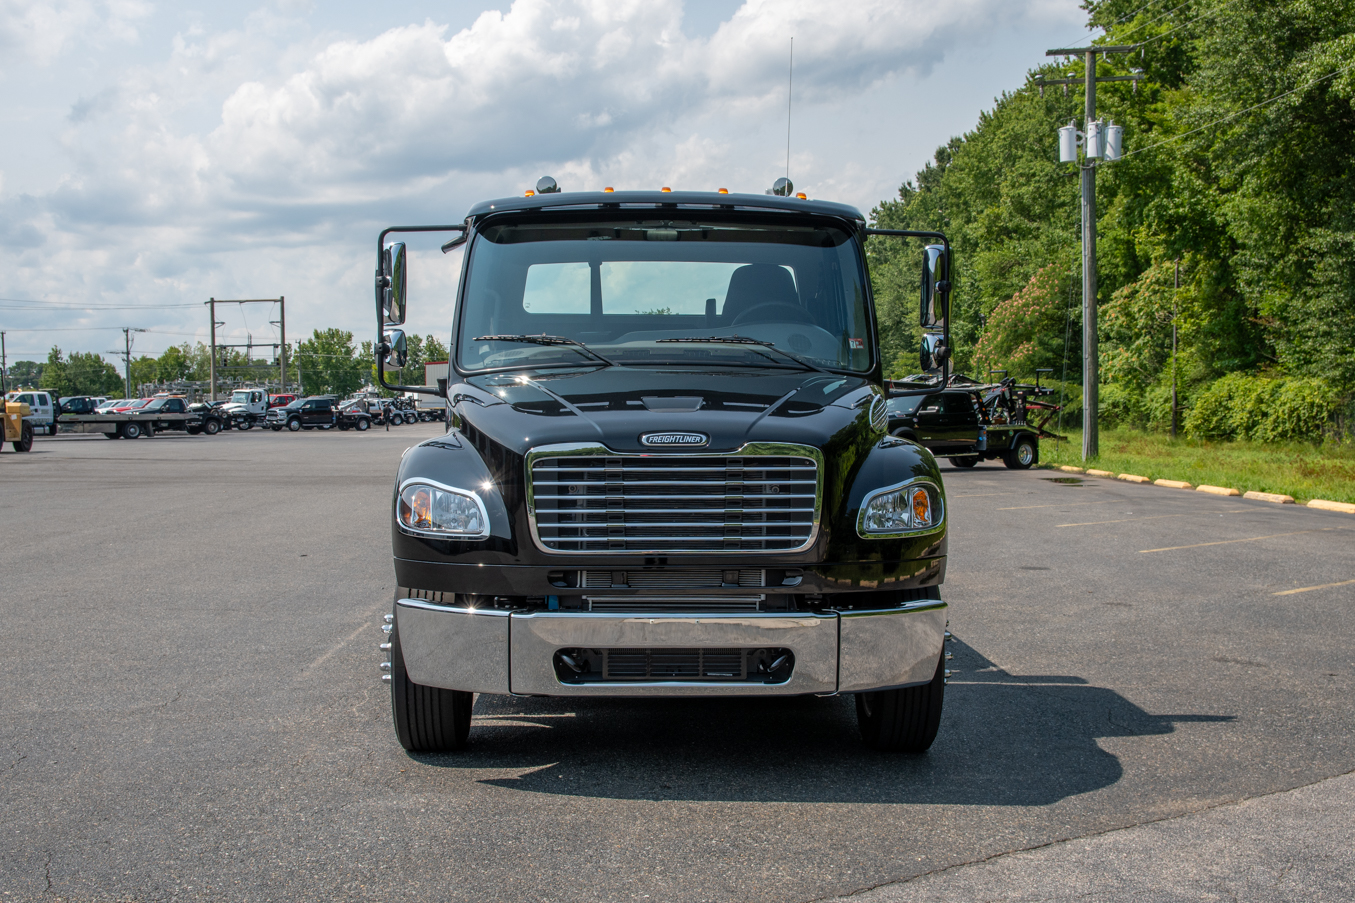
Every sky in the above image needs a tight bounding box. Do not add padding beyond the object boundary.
[0,0,1094,366]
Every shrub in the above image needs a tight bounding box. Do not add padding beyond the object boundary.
[1256,379,1342,442]
[1185,373,1338,441]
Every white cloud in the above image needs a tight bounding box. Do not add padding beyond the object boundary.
[0,0,1083,359]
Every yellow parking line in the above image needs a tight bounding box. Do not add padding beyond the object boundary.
[1058,514,1189,527]
[1140,527,1347,554]
[1273,578,1355,596]
[999,500,1118,511]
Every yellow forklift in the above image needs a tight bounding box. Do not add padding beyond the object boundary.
[3,397,34,452]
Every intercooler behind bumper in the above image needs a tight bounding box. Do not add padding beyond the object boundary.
[394,598,946,697]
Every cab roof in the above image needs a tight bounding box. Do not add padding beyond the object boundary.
[465,190,865,223]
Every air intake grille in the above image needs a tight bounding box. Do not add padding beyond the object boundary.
[554,647,794,683]
[529,452,819,553]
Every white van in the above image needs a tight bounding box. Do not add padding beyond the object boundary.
[4,390,58,436]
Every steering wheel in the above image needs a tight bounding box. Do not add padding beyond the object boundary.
[731,302,816,326]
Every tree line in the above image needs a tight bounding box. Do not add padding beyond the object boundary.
[5,331,448,399]
[868,0,1355,438]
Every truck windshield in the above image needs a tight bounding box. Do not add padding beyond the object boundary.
[230,391,251,403]
[457,219,872,373]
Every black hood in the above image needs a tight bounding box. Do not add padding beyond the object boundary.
[454,366,876,455]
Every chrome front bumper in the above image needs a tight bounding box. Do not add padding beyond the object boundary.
[394,597,946,697]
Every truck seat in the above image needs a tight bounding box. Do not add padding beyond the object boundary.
[721,264,800,324]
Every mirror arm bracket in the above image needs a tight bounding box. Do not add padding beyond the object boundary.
[373,223,470,396]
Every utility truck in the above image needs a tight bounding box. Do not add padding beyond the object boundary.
[371,181,959,754]
[219,388,271,429]
[3,399,34,452]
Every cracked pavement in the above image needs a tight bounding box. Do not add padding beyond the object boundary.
[1,429,1353,901]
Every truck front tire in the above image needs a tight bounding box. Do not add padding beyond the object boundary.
[13,422,34,452]
[390,615,472,752]
[855,654,945,753]
[1004,435,1037,470]
[203,419,221,435]
[121,422,142,440]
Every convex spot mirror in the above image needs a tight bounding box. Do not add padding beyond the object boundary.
[382,242,408,326]
[921,332,949,374]
[920,244,949,329]
[382,330,408,373]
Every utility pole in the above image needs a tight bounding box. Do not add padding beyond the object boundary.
[207,297,284,399]
[208,298,218,401]
[1,330,7,394]
[1171,258,1180,438]
[1042,45,1141,461]
[120,327,147,397]
[270,296,287,393]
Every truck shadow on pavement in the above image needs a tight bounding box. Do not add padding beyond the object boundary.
[413,637,1234,806]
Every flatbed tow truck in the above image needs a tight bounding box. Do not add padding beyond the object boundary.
[885,371,1066,469]
[61,395,225,439]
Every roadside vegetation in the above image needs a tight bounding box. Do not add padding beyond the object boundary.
[867,0,1355,447]
[1039,429,1355,504]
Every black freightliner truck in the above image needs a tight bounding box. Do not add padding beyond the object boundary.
[372,183,959,753]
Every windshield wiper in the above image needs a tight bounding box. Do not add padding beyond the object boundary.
[656,335,832,374]
[473,334,617,368]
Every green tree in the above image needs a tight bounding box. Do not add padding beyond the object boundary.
[157,344,194,383]
[294,328,363,396]
[43,347,71,396]
[65,352,122,396]
[6,360,44,388]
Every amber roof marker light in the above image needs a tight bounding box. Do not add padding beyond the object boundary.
[795,192,807,199]
[717,188,729,194]
[660,186,672,192]
[603,187,615,193]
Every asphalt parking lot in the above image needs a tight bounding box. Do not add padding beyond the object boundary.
[3,429,1354,902]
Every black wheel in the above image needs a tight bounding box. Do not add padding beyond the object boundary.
[389,613,472,752]
[1004,436,1037,470]
[48,422,59,436]
[952,456,980,468]
[104,431,119,439]
[287,418,302,432]
[404,412,417,425]
[356,418,370,431]
[338,422,350,431]
[13,422,34,452]
[271,425,282,432]
[856,654,945,753]
[203,418,221,435]
[186,426,202,435]
[121,422,142,440]
[240,421,253,431]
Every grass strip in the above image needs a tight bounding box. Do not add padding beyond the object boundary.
[1037,428,1355,505]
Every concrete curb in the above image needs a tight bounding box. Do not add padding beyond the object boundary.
[1041,465,1352,513]
[1308,499,1355,514]
[1243,490,1295,504]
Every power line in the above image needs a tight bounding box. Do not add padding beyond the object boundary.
[0,297,201,310]
[1117,59,1355,160]
[1135,0,1245,47]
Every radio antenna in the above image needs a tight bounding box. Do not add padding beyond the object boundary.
[786,37,793,179]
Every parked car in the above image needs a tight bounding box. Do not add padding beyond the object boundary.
[266,396,338,431]
[112,398,153,413]
[95,398,129,413]
[269,394,298,408]
[3,390,59,435]
[60,396,100,415]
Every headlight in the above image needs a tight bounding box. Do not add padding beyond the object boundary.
[397,480,490,539]
[857,480,944,538]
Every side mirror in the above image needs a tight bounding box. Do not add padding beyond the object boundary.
[920,244,949,329]
[382,330,408,372]
[382,242,408,326]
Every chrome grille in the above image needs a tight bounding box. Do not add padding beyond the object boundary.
[528,449,820,554]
